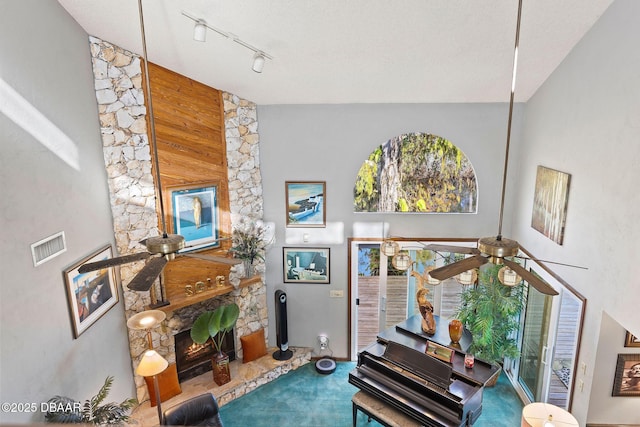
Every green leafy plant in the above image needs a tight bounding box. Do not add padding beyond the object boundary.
[44,376,136,424]
[190,303,240,353]
[455,264,525,365]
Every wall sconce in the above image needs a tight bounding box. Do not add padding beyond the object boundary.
[182,11,273,73]
[498,266,522,286]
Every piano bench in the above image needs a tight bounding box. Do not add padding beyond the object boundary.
[352,391,422,427]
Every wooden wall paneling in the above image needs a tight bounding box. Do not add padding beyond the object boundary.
[144,62,233,296]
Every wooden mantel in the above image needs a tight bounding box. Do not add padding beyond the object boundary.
[156,275,262,313]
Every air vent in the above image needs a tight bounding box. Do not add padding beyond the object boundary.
[31,231,66,267]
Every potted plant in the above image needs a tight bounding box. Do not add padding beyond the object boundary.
[230,218,266,278]
[190,303,240,386]
[455,264,525,385]
[44,376,136,424]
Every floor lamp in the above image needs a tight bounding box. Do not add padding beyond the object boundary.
[136,349,169,425]
[127,309,166,349]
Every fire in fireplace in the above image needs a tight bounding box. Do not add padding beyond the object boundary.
[174,328,236,382]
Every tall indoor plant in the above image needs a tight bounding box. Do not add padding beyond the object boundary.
[456,264,525,382]
[190,303,240,386]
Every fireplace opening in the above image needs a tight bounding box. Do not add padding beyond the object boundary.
[174,329,236,383]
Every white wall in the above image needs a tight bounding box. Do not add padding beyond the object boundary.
[0,1,135,423]
[510,0,639,424]
[257,103,522,358]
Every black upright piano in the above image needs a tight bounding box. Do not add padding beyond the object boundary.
[349,316,499,427]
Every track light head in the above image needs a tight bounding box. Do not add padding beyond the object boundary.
[194,19,207,42]
[252,52,266,73]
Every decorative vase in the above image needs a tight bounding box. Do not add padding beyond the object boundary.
[243,259,254,278]
[212,351,231,386]
[448,319,463,343]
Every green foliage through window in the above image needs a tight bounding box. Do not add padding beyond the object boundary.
[353,133,477,213]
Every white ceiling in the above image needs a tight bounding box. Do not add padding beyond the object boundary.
[57,0,614,105]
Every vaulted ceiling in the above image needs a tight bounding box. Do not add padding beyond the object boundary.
[57,0,613,105]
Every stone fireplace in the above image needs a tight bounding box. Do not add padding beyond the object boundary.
[89,37,268,402]
[174,328,235,383]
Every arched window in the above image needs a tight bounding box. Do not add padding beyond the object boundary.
[353,133,477,213]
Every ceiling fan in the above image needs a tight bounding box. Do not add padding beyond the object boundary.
[421,0,579,296]
[78,0,240,294]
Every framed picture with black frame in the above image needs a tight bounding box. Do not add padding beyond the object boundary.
[283,247,330,284]
[63,245,119,338]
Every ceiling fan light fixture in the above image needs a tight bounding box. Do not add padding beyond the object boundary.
[456,269,477,285]
[381,240,399,257]
[391,251,412,271]
[193,19,207,42]
[425,266,441,285]
[498,266,522,286]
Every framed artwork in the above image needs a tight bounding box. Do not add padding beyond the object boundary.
[63,245,119,338]
[531,165,571,245]
[626,331,640,348]
[283,247,330,284]
[168,183,220,251]
[285,181,326,227]
[612,354,640,396]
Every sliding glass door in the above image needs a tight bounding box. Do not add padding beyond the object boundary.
[506,258,586,411]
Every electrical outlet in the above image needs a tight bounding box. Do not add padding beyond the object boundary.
[581,362,587,374]
[318,335,329,350]
[329,290,343,298]
[579,379,584,392]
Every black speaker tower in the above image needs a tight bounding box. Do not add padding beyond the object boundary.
[273,289,293,360]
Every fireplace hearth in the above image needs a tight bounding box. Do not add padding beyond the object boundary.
[174,328,236,383]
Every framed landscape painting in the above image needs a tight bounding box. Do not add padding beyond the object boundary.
[63,245,119,338]
[283,247,330,284]
[531,166,571,245]
[168,182,220,251]
[285,181,326,227]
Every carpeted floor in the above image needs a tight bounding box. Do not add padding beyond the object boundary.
[219,361,523,426]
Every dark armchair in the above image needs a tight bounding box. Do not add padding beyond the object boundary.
[161,393,224,426]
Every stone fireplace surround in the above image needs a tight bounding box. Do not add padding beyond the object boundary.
[88,36,301,405]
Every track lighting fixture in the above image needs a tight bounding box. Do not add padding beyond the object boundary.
[182,10,273,73]
[252,52,266,73]
[193,19,207,42]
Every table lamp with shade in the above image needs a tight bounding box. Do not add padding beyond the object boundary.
[136,349,169,424]
[521,402,579,427]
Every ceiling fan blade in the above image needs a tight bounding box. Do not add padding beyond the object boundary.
[78,252,151,273]
[503,259,559,296]
[182,253,242,265]
[513,255,588,270]
[127,257,168,292]
[429,255,488,280]
[422,244,480,255]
